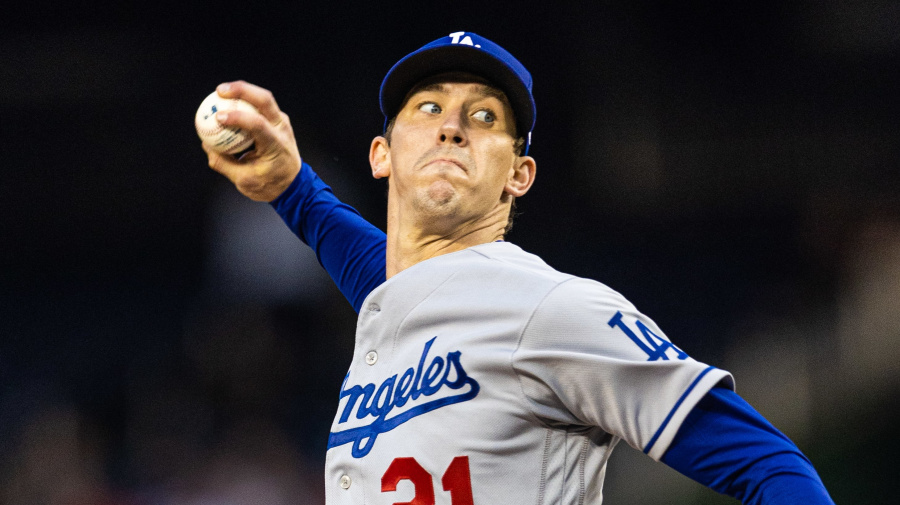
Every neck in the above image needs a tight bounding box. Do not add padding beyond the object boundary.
[384,204,508,279]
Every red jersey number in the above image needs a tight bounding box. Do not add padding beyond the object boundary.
[381,456,474,505]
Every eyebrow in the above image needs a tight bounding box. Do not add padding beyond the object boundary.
[414,82,508,103]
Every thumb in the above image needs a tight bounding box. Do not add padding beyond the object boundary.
[203,142,243,182]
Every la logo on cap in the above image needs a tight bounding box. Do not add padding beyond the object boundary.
[448,31,482,48]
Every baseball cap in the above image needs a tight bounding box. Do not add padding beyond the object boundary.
[379,31,535,154]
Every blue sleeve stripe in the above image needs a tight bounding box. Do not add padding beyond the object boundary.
[643,365,715,454]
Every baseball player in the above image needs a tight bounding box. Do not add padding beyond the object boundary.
[202,32,833,504]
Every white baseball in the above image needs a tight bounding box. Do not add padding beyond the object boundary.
[195,91,258,154]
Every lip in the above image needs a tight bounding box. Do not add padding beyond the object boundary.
[423,158,467,172]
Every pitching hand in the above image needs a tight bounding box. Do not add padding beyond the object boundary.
[202,81,301,202]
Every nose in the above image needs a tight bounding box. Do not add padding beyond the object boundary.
[438,108,467,147]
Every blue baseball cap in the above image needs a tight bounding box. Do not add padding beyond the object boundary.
[379,31,535,154]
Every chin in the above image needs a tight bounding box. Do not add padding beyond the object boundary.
[413,181,460,215]
[429,179,458,202]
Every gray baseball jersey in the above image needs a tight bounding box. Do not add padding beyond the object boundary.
[324,241,733,504]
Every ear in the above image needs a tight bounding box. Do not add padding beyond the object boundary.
[505,155,536,197]
[369,136,392,179]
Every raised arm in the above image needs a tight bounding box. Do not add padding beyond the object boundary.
[201,81,386,312]
[271,162,385,312]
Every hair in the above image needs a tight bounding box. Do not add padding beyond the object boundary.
[382,76,527,237]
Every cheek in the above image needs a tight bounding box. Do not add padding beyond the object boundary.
[479,140,516,183]
[389,125,428,168]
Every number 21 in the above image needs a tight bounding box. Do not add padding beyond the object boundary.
[381,456,474,505]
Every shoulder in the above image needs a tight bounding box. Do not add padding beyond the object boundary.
[466,241,641,322]
[465,241,576,282]
[462,241,633,306]
[471,242,632,305]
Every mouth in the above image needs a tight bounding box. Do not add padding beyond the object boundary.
[423,158,467,173]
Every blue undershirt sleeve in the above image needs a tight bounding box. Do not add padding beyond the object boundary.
[661,386,834,504]
[270,162,387,313]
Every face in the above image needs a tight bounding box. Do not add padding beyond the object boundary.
[370,74,534,235]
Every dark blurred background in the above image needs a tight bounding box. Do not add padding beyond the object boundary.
[1,1,898,504]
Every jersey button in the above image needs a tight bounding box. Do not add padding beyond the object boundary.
[365,351,378,365]
[340,474,352,489]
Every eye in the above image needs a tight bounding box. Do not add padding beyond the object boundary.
[418,102,441,114]
[472,109,495,123]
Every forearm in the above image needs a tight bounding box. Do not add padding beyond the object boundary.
[662,387,833,504]
[271,162,387,312]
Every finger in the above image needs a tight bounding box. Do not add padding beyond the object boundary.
[216,80,283,125]
[214,108,278,152]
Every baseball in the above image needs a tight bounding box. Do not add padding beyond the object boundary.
[195,91,257,154]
